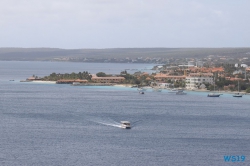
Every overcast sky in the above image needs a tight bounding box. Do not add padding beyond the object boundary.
[0,0,249,49]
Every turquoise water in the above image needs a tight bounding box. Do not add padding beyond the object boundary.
[0,61,250,165]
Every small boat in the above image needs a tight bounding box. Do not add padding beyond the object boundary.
[139,91,144,94]
[233,81,242,97]
[176,91,187,95]
[137,88,146,91]
[72,82,80,85]
[207,93,220,97]
[153,88,162,92]
[168,88,181,93]
[233,93,242,97]
[120,121,131,129]
[207,79,220,97]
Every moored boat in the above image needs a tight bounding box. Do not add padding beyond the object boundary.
[233,93,242,97]
[233,81,243,97]
[176,91,187,95]
[207,93,220,97]
[207,78,220,97]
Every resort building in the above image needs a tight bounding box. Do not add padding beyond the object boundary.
[91,76,125,83]
[185,75,213,90]
[154,73,186,82]
[56,79,88,84]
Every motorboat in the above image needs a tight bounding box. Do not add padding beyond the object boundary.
[207,93,220,97]
[139,91,144,94]
[169,88,183,93]
[168,88,180,93]
[153,88,162,92]
[120,121,131,129]
[176,91,187,95]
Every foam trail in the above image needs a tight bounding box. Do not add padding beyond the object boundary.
[95,120,122,128]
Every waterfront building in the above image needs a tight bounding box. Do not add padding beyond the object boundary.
[186,76,214,90]
[56,79,88,84]
[91,76,125,83]
[154,73,186,82]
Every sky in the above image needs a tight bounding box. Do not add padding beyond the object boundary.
[0,0,249,49]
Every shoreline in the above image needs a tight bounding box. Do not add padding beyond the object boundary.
[20,80,250,95]
[185,89,249,95]
[20,80,56,84]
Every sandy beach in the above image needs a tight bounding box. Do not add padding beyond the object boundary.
[30,80,56,84]
[113,84,133,87]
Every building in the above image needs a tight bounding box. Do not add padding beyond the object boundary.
[241,64,248,68]
[154,73,186,82]
[91,76,125,83]
[188,61,195,67]
[189,73,213,77]
[196,61,203,67]
[186,76,213,90]
[56,79,88,84]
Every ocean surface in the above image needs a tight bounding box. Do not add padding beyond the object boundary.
[0,61,250,166]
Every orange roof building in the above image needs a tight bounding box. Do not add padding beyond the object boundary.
[91,76,125,83]
[154,73,186,81]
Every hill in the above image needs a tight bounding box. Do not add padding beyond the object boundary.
[0,47,250,61]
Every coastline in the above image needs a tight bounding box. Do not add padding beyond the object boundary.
[20,80,56,84]
[185,89,249,95]
[20,80,250,95]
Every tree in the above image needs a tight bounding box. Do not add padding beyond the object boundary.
[246,87,250,93]
[96,72,107,77]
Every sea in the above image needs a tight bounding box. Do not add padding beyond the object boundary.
[0,61,250,166]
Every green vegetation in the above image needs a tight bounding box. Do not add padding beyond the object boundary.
[42,71,92,81]
[96,72,107,77]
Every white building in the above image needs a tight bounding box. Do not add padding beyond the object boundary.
[241,64,248,68]
[188,61,195,67]
[196,61,203,67]
[186,76,213,90]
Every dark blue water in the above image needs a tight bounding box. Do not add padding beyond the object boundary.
[1,61,250,165]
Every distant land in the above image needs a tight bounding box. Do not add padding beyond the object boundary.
[1,47,250,63]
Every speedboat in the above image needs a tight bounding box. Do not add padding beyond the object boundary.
[207,93,220,97]
[120,121,131,129]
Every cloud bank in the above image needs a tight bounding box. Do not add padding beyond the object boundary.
[0,0,249,48]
